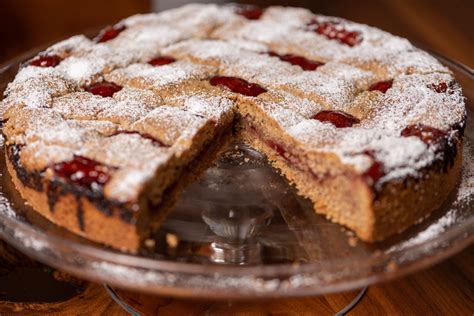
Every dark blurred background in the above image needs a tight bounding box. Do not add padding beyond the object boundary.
[0,0,473,67]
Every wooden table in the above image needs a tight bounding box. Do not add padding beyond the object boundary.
[0,240,472,315]
[0,0,473,314]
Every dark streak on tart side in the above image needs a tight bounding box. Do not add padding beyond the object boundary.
[401,124,463,173]
[6,144,138,228]
[8,145,44,192]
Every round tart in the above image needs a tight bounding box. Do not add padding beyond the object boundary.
[0,4,465,251]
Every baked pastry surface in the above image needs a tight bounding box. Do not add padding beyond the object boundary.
[0,4,465,251]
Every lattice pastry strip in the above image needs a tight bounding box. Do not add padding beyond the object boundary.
[163,39,379,110]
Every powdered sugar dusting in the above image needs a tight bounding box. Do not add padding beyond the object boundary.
[0,4,466,202]
[105,61,215,90]
[182,94,234,123]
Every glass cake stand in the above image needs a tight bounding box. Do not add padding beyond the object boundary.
[0,47,472,299]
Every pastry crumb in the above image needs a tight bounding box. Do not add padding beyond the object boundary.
[348,236,358,247]
[386,261,399,272]
[144,238,156,248]
[166,233,179,248]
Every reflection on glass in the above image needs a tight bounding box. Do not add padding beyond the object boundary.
[199,143,274,265]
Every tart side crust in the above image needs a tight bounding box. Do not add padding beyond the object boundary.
[137,119,235,237]
[241,127,463,242]
[5,119,234,252]
[6,153,140,250]
[370,141,462,240]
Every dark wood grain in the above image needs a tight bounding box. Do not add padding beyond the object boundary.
[0,0,473,314]
[111,247,473,315]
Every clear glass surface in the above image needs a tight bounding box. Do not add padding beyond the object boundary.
[0,46,472,299]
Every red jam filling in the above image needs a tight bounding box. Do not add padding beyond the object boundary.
[265,140,300,165]
[256,124,384,186]
[269,136,383,185]
[401,124,447,146]
[369,80,393,93]
[95,25,126,43]
[235,5,264,20]
[268,52,324,71]
[268,140,287,159]
[209,76,267,97]
[313,110,360,128]
[113,130,168,147]
[429,82,448,93]
[52,155,112,189]
[307,19,362,47]
[361,150,384,185]
[148,56,176,66]
[30,55,62,68]
[85,81,123,98]
[427,81,456,94]
[363,161,384,185]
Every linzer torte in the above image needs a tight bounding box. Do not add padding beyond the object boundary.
[0,4,465,251]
